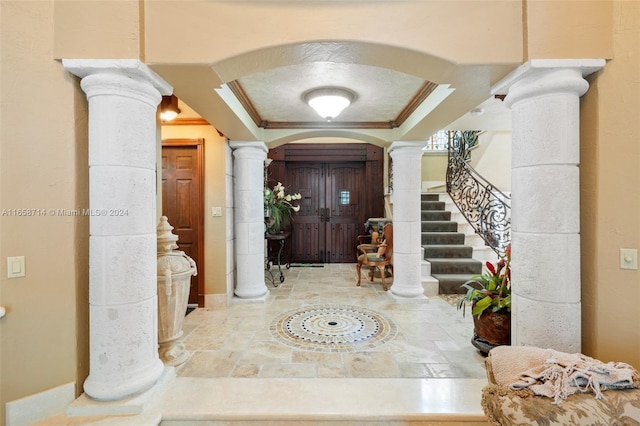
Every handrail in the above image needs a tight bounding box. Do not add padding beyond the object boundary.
[446,131,511,258]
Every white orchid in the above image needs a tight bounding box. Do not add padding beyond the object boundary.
[264,182,302,233]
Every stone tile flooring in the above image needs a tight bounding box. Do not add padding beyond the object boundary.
[177,263,487,380]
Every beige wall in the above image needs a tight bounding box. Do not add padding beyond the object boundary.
[421,154,448,189]
[143,1,522,66]
[525,0,614,60]
[160,125,229,299]
[0,2,89,423]
[580,1,640,367]
[53,0,144,60]
[471,131,512,192]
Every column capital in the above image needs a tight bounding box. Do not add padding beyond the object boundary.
[62,59,173,96]
[229,141,268,154]
[492,59,605,107]
[388,141,428,155]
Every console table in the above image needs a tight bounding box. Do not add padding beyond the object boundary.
[265,231,290,286]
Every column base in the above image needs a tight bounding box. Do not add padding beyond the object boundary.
[389,287,427,299]
[232,292,269,303]
[234,285,269,299]
[67,367,175,417]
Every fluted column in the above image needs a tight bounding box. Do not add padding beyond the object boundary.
[388,141,428,298]
[493,59,605,352]
[63,60,171,400]
[230,141,269,299]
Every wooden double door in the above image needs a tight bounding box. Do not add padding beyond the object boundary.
[268,143,385,264]
[287,162,365,263]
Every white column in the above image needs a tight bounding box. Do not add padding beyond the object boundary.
[493,59,605,352]
[388,141,427,298]
[63,60,171,401]
[230,141,269,299]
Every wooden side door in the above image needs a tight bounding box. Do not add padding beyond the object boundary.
[161,140,204,306]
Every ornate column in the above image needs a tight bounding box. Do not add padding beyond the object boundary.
[492,59,605,352]
[229,141,269,299]
[388,141,428,298]
[63,59,171,401]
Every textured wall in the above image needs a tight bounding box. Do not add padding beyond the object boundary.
[580,2,640,367]
[0,1,88,423]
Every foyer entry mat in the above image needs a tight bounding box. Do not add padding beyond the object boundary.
[270,304,397,352]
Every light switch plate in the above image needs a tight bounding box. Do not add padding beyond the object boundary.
[620,248,638,270]
[211,207,223,217]
[7,256,25,278]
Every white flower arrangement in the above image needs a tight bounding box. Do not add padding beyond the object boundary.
[264,182,301,233]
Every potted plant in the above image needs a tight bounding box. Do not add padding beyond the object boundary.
[457,244,511,354]
[264,182,301,234]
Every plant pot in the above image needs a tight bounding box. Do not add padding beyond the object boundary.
[471,308,511,354]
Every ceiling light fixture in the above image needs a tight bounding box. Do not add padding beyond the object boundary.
[160,95,181,121]
[304,87,354,121]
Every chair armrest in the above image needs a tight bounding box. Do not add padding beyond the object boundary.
[356,235,372,245]
[357,243,378,254]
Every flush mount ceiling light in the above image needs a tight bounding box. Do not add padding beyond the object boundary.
[304,87,355,121]
[160,95,181,121]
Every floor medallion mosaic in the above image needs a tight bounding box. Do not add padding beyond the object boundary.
[270,304,398,352]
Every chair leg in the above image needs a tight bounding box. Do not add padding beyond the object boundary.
[356,263,361,286]
[380,267,387,291]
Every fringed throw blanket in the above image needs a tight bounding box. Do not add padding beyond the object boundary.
[488,346,640,405]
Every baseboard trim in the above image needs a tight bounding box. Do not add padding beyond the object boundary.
[204,293,228,308]
[6,382,75,426]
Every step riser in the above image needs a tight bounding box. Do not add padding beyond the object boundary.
[421,201,445,210]
[424,246,473,258]
[422,222,458,232]
[422,211,451,221]
[439,281,468,294]
[422,233,466,245]
[433,276,474,294]
[429,262,482,275]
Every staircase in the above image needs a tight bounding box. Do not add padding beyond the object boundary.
[421,193,482,294]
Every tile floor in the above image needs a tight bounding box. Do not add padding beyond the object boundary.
[35,263,491,425]
[177,263,487,381]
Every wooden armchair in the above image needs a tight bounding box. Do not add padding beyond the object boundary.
[356,223,393,291]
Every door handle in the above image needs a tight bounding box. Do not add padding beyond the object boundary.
[320,208,331,222]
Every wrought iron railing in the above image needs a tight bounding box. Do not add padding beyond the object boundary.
[446,131,511,258]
